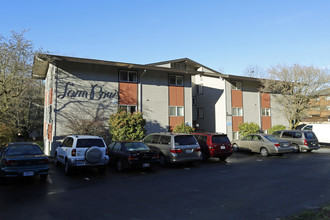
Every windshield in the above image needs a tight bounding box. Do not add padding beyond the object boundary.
[76,139,105,148]
[212,135,230,144]
[124,142,149,151]
[174,135,197,145]
[5,144,43,156]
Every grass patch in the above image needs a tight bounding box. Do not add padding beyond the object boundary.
[286,205,330,220]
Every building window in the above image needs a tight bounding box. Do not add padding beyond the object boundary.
[169,75,183,86]
[120,105,137,113]
[261,108,271,116]
[197,108,204,119]
[196,84,203,95]
[192,97,196,106]
[232,107,243,116]
[233,131,240,140]
[327,106,330,111]
[174,62,186,70]
[169,106,184,116]
[326,96,330,101]
[119,70,137,82]
[232,81,242,90]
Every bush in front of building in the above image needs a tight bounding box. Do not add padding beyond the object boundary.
[173,122,194,133]
[109,110,146,141]
[238,122,261,138]
[268,125,286,134]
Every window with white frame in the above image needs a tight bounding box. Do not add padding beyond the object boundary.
[326,96,330,101]
[232,107,243,116]
[196,84,203,95]
[169,106,184,116]
[233,131,240,140]
[169,75,183,86]
[119,105,137,113]
[261,108,271,116]
[327,106,330,111]
[119,70,137,82]
[197,108,204,119]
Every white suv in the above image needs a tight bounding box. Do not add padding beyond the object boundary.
[54,135,109,174]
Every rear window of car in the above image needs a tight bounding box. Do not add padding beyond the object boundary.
[5,145,43,156]
[264,135,280,142]
[76,139,105,148]
[124,142,149,151]
[174,135,197,145]
[305,132,316,139]
[212,135,230,143]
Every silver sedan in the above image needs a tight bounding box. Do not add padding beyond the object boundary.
[232,134,294,157]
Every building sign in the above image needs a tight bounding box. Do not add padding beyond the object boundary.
[58,82,118,100]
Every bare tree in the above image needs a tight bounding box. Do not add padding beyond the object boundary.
[260,64,330,129]
[0,31,44,140]
[243,65,266,78]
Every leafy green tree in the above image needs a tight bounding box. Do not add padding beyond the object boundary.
[238,122,260,138]
[173,122,194,133]
[109,110,146,141]
[268,125,286,134]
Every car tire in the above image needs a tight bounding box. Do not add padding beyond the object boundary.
[116,160,124,171]
[307,150,312,152]
[64,159,71,175]
[85,147,103,164]
[54,154,59,167]
[292,144,300,153]
[260,147,269,157]
[40,174,48,182]
[232,144,239,152]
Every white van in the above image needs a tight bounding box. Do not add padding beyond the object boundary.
[301,124,330,144]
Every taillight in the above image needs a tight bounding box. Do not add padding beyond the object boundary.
[39,159,49,164]
[128,155,139,161]
[71,149,76,156]
[170,148,182,153]
[304,139,307,146]
[4,160,18,166]
[152,154,159,160]
[274,143,280,147]
[106,148,109,155]
[208,145,214,150]
[196,146,201,152]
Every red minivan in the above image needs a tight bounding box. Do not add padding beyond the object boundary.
[192,132,233,161]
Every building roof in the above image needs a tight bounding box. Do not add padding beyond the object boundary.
[32,54,222,79]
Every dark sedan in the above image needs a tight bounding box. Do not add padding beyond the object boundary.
[0,143,49,181]
[108,141,159,171]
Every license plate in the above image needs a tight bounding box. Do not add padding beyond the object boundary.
[283,144,288,147]
[142,163,150,168]
[23,171,34,176]
[186,149,193,153]
[221,146,226,150]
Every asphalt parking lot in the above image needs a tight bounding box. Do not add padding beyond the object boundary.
[2,149,330,220]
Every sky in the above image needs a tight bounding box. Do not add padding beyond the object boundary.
[1,0,329,76]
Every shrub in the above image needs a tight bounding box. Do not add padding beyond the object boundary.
[109,110,146,141]
[173,122,194,133]
[268,125,286,134]
[238,122,260,138]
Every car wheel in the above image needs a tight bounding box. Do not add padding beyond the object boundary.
[232,144,239,152]
[292,144,300,153]
[260,147,269,157]
[159,154,167,167]
[307,150,312,152]
[54,154,59,167]
[40,174,48,182]
[219,157,227,161]
[64,159,71,175]
[116,160,124,171]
